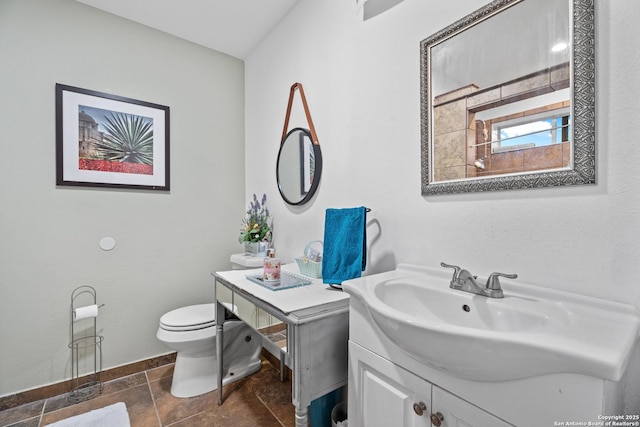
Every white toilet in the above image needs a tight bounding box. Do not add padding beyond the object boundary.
[156,303,262,398]
[156,254,264,398]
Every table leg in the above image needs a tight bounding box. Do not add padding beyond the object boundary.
[279,350,286,382]
[216,301,226,405]
[295,406,308,427]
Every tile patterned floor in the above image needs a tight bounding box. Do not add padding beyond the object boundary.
[0,357,295,427]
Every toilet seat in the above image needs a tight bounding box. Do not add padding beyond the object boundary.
[160,303,216,332]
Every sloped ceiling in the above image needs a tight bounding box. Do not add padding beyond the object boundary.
[74,0,301,59]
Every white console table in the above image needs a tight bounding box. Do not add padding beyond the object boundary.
[214,264,349,427]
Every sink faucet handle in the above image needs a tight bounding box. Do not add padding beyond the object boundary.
[486,272,518,290]
[440,262,462,280]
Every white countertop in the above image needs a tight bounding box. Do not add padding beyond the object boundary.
[215,263,349,315]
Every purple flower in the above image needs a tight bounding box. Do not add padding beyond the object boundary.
[239,193,272,243]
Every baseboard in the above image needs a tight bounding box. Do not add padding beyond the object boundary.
[0,352,177,411]
[1,346,293,412]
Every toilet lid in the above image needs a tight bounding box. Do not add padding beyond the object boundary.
[160,303,216,331]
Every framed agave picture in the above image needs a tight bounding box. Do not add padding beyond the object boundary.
[56,84,170,191]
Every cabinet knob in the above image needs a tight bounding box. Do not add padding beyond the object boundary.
[413,401,427,416]
[430,412,444,426]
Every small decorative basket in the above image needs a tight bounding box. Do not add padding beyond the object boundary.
[295,240,323,279]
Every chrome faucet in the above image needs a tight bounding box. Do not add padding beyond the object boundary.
[440,262,517,298]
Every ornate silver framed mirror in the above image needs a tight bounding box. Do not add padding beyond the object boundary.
[421,0,595,195]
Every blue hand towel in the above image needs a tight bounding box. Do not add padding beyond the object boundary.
[322,206,367,285]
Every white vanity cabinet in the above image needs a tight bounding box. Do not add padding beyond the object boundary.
[350,340,431,427]
[431,384,512,427]
[344,269,635,427]
[349,341,512,427]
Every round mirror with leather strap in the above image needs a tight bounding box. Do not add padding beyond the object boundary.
[277,127,322,205]
[276,83,323,205]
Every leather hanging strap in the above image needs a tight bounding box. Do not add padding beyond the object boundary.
[281,82,319,145]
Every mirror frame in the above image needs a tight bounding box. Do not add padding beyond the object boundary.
[276,127,323,206]
[420,0,595,195]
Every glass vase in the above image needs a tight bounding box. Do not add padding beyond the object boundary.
[244,241,267,257]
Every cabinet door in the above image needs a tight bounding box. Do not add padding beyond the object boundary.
[350,342,432,427]
[432,386,513,427]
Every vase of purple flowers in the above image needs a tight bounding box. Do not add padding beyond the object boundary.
[239,193,272,257]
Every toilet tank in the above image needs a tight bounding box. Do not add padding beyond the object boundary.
[230,253,264,270]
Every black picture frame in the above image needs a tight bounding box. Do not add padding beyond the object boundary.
[56,84,170,191]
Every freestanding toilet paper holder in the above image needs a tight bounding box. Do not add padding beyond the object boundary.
[69,285,104,402]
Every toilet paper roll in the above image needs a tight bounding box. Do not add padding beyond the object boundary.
[73,304,99,321]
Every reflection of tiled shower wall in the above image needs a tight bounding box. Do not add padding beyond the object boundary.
[476,142,571,176]
[432,85,478,181]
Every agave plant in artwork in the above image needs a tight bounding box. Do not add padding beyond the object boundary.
[96,112,154,164]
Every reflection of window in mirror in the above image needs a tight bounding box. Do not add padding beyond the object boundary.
[491,108,571,153]
[473,101,572,177]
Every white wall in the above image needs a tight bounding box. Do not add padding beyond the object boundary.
[245,0,640,410]
[0,0,246,396]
